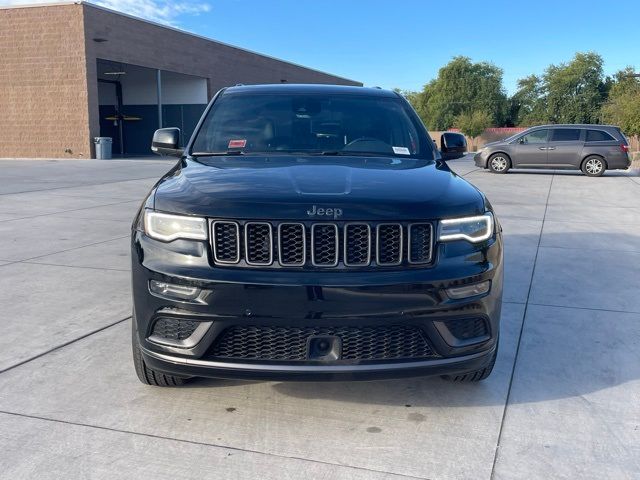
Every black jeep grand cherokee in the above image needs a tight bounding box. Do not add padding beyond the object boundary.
[131,84,503,386]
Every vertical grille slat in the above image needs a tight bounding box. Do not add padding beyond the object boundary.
[376,224,403,266]
[212,221,240,264]
[278,223,306,266]
[311,224,339,267]
[211,220,433,269]
[408,223,433,264]
[245,222,273,265]
[344,223,371,266]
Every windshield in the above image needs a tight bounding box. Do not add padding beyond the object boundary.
[190,92,433,159]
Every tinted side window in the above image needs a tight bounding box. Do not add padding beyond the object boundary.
[520,130,548,144]
[586,130,615,142]
[550,128,581,142]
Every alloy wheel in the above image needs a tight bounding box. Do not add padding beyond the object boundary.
[491,156,508,172]
[585,158,603,175]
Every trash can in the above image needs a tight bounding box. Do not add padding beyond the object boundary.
[94,137,113,160]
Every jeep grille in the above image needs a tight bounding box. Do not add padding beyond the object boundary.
[210,220,433,269]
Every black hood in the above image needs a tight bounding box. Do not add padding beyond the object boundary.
[153,156,485,220]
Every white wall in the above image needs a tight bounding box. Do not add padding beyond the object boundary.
[161,71,207,104]
[98,63,207,105]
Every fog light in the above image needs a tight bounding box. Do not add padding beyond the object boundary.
[445,281,491,299]
[149,280,201,302]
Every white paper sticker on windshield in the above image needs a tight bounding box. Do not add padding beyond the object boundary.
[392,146,410,155]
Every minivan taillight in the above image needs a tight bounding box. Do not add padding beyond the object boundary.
[620,144,629,153]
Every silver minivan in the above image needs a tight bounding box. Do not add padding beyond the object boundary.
[474,124,631,176]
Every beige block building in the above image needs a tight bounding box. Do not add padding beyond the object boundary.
[0,2,360,158]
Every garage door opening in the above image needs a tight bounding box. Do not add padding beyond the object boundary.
[97,59,208,156]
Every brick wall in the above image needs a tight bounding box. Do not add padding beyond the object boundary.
[0,4,91,158]
[0,3,360,159]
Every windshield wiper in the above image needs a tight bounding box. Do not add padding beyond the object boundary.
[193,150,351,157]
[320,150,406,157]
[190,150,416,158]
[190,150,244,157]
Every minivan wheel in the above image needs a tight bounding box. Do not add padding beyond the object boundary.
[488,154,510,174]
[582,156,606,177]
[132,316,191,387]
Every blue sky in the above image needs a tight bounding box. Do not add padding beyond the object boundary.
[183,0,638,94]
[5,0,638,93]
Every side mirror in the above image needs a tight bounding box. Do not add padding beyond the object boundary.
[440,132,467,160]
[518,137,526,144]
[151,128,183,157]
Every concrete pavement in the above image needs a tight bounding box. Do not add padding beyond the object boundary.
[0,156,638,479]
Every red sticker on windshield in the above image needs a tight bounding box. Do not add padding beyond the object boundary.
[228,139,247,149]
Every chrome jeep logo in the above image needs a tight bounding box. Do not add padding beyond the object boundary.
[307,205,343,219]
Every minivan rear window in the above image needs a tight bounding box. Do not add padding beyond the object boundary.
[550,129,581,142]
[586,130,615,142]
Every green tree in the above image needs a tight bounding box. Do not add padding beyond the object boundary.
[412,56,507,130]
[455,110,492,150]
[544,52,608,123]
[511,52,609,126]
[510,74,546,126]
[601,68,640,137]
[395,88,427,121]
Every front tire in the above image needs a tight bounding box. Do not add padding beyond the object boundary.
[132,316,190,387]
[488,154,510,174]
[582,156,606,177]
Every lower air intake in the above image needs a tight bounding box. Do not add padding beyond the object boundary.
[151,317,199,341]
[210,324,436,361]
[445,317,489,341]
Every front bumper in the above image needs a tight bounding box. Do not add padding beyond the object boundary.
[474,151,489,168]
[131,229,503,381]
[141,344,498,381]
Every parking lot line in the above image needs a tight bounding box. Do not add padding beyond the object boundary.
[0,412,422,480]
[0,316,130,376]
[488,169,555,479]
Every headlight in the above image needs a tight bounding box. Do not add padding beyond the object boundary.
[439,213,494,243]
[144,210,207,242]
